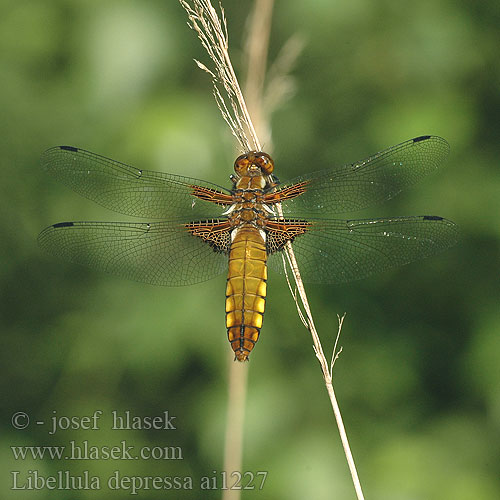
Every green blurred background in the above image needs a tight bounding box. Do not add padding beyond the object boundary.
[1,0,499,498]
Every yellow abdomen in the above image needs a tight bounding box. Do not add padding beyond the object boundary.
[226,226,267,361]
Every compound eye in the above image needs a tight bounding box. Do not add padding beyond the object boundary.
[234,154,250,175]
[255,153,274,174]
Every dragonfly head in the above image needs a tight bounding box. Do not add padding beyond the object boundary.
[234,151,274,177]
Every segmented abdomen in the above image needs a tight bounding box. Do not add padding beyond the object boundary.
[226,226,267,361]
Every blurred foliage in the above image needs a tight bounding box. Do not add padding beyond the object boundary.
[1,0,500,498]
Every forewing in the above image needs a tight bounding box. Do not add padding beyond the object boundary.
[268,216,458,284]
[277,136,449,216]
[38,219,229,286]
[41,146,230,219]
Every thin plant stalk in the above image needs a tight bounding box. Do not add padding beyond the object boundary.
[243,0,274,146]
[222,354,248,500]
[179,1,365,498]
[179,0,261,152]
[221,3,274,500]
[282,242,365,499]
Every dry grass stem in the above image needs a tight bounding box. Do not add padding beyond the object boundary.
[179,1,364,499]
[243,0,274,147]
[265,34,304,108]
[179,0,261,152]
[282,253,308,329]
[221,354,248,500]
[282,247,364,499]
[244,1,303,150]
[330,313,346,374]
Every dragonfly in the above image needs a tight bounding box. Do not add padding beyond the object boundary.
[38,135,458,361]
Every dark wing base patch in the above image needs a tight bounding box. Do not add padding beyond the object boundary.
[266,219,312,253]
[186,219,232,254]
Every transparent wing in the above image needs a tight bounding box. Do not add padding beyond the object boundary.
[277,136,450,216]
[38,219,229,286]
[268,216,458,284]
[41,146,230,219]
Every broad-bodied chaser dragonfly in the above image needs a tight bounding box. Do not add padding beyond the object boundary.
[39,135,458,360]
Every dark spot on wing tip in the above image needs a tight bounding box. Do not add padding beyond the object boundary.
[53,221,74,228]
[423,215,443,221]
[59,145,79,152]
[413,135,431,143]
